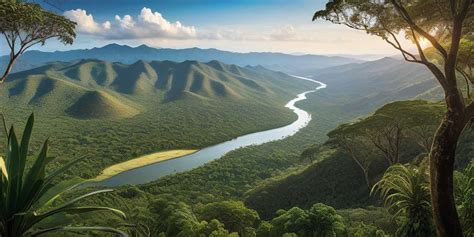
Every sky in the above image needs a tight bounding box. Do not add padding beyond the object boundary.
[1,0,414,56]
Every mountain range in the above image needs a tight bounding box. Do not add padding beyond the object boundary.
[3,59,314,120]
[0,44,362,76]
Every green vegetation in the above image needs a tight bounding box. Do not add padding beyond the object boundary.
[0,59,314,180]
[314,0,473,234]
[455,161,474,236]
[263,203,346,237]
[0,1,76,83]
[372,164,434,237]
[244,100,451,218]
[0,114,125,236]
[66,91,139,119]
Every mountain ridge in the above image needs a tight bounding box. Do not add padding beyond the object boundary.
[0,44,363,75]
[4,59,315,120]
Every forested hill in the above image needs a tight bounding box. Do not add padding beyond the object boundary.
[5,59,313,119]
[0,59,316,179]
[0,44,362,75]
[244,100,474,219]
[311,57,442,114]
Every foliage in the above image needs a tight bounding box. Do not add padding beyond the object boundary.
[0,60,315,180]
[268,203,346,237]
[197,201,260,236]
[0,1,76,82]
[346,222,386,237]
[147,197,237,237]
[454,161,474,235]
[314,1,473,234]
[245,100,445,219]
[0,114,126,236]
[338,207,396,236]
[371,164,434,237]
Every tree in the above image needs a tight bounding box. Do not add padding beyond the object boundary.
[256,221,273,237]
[314,1,473,235]
[270,204,346,237]
[406,124,438,153]
[0,114,127,236]
[365,121,404,166]
[300,145,320,164]
[346,222,386,237]
[0,1,76,83]
[197,200,260,236]
[372,164,434,237]
[336,134,377,188]
[304,203,347,237]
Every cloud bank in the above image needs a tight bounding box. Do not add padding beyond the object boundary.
[64,7,310,43]
[64,8,197,40]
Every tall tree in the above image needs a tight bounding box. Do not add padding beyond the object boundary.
[336,135,376,188]
[0,1,76,83]
[365,121,404,166]
[314,1,473,236]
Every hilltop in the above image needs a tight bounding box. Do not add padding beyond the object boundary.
[4,59,314,120]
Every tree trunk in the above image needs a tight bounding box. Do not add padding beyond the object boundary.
[0,56,17,84]
[430,109,466,237]
[363,169,370,189]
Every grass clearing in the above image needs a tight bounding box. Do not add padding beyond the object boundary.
[91,149,198,181]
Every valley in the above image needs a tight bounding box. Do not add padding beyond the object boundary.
[0,59,316,179]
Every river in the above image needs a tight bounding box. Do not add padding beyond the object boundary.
[98,75,326,186]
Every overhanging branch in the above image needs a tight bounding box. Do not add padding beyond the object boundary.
[389,0,448,60]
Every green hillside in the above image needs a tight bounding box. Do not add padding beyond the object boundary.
[66,90,139,119]
[312,57,443,114]
[0,60,315,178]
[244,100,473,219]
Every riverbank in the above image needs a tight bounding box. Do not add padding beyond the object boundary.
[90,149,198,182]
[96,76,327,186]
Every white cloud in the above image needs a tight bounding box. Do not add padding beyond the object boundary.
[64,8,197,40]
[64,9,103,34]
[270,25,297,41]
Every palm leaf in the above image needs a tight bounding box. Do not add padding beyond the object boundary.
[28,226,128,237]
[60,206,127,219]
[26,189,117,230]
[21,139,49,205]
[18,114,34,191]
[6,127,20,216]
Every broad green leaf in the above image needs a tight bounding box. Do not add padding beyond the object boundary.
[34,155,87,203]
[21,139,48,203]
[18,113,34,189]
[6,126,20,216]
[28,226,128,237]
[60,206,126,219]
[26,189,115,230]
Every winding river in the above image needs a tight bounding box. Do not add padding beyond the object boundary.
[99,75,326,186]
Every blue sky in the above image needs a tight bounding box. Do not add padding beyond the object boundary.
[1,0,408,56]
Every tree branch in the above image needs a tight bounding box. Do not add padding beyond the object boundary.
[450,0,457,16]
[457,0,472,20]
[457,67,472,98]
[410,27,429,63]
[389,0,448,60]
[466,101,474,120]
